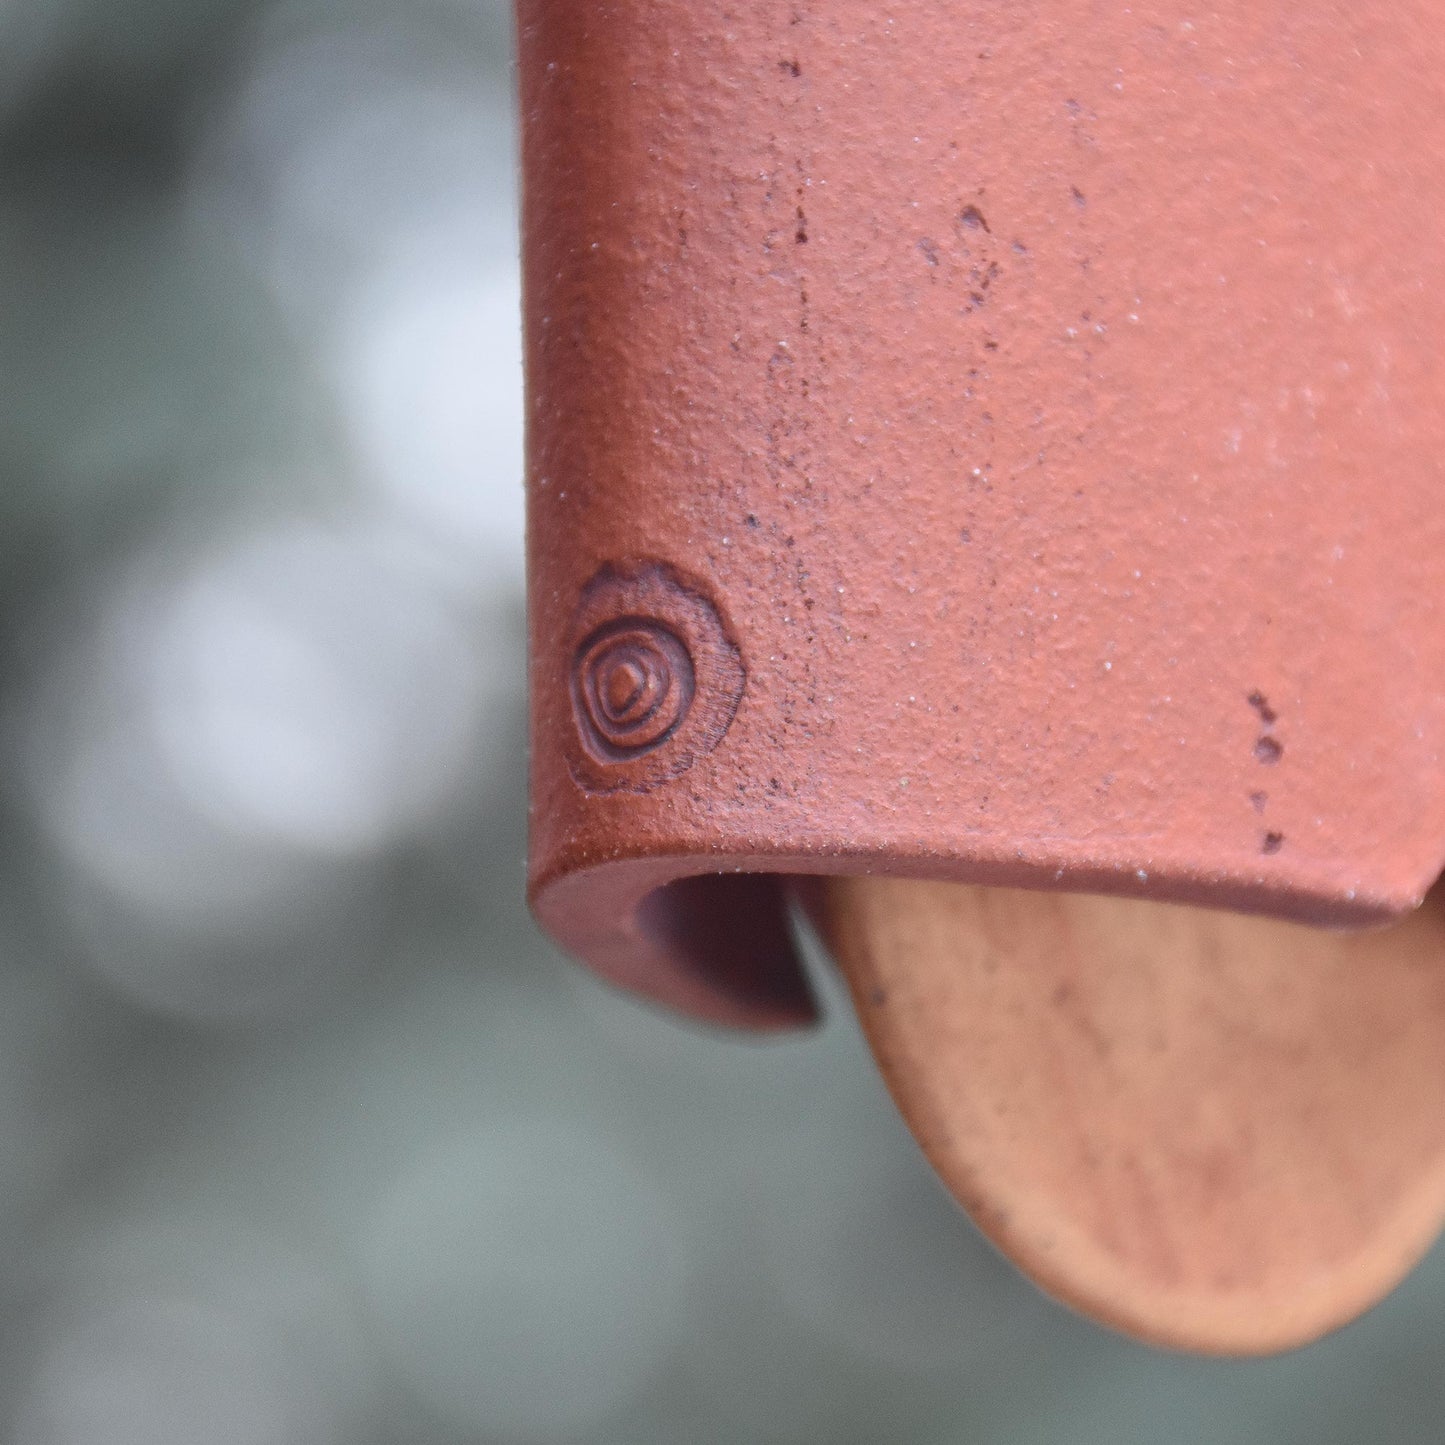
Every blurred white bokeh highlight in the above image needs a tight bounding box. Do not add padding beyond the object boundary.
[188,18,527,584]
[333,257,526,588]
[143,516,498,852]
[361,1120,693,1438]
[12,507,511,1020]
[189,20,517,320]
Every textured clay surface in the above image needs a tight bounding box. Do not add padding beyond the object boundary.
[520,0,1445,1025]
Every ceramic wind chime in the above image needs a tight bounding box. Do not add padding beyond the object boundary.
[517,0,1445,1354]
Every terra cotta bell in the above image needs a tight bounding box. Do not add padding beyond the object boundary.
[518,0,1445,1354]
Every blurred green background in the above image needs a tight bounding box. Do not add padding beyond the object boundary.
[0,1,1442,1439]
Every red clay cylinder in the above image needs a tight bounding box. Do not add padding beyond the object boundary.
[519,0,1445,1027]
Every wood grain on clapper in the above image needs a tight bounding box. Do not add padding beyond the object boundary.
[817,878,1445,1355]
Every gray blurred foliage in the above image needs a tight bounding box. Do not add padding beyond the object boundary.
[0,0,1441,1440]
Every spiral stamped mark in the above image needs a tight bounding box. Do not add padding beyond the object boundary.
[575,620,694,760]
[567,562,744,794]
